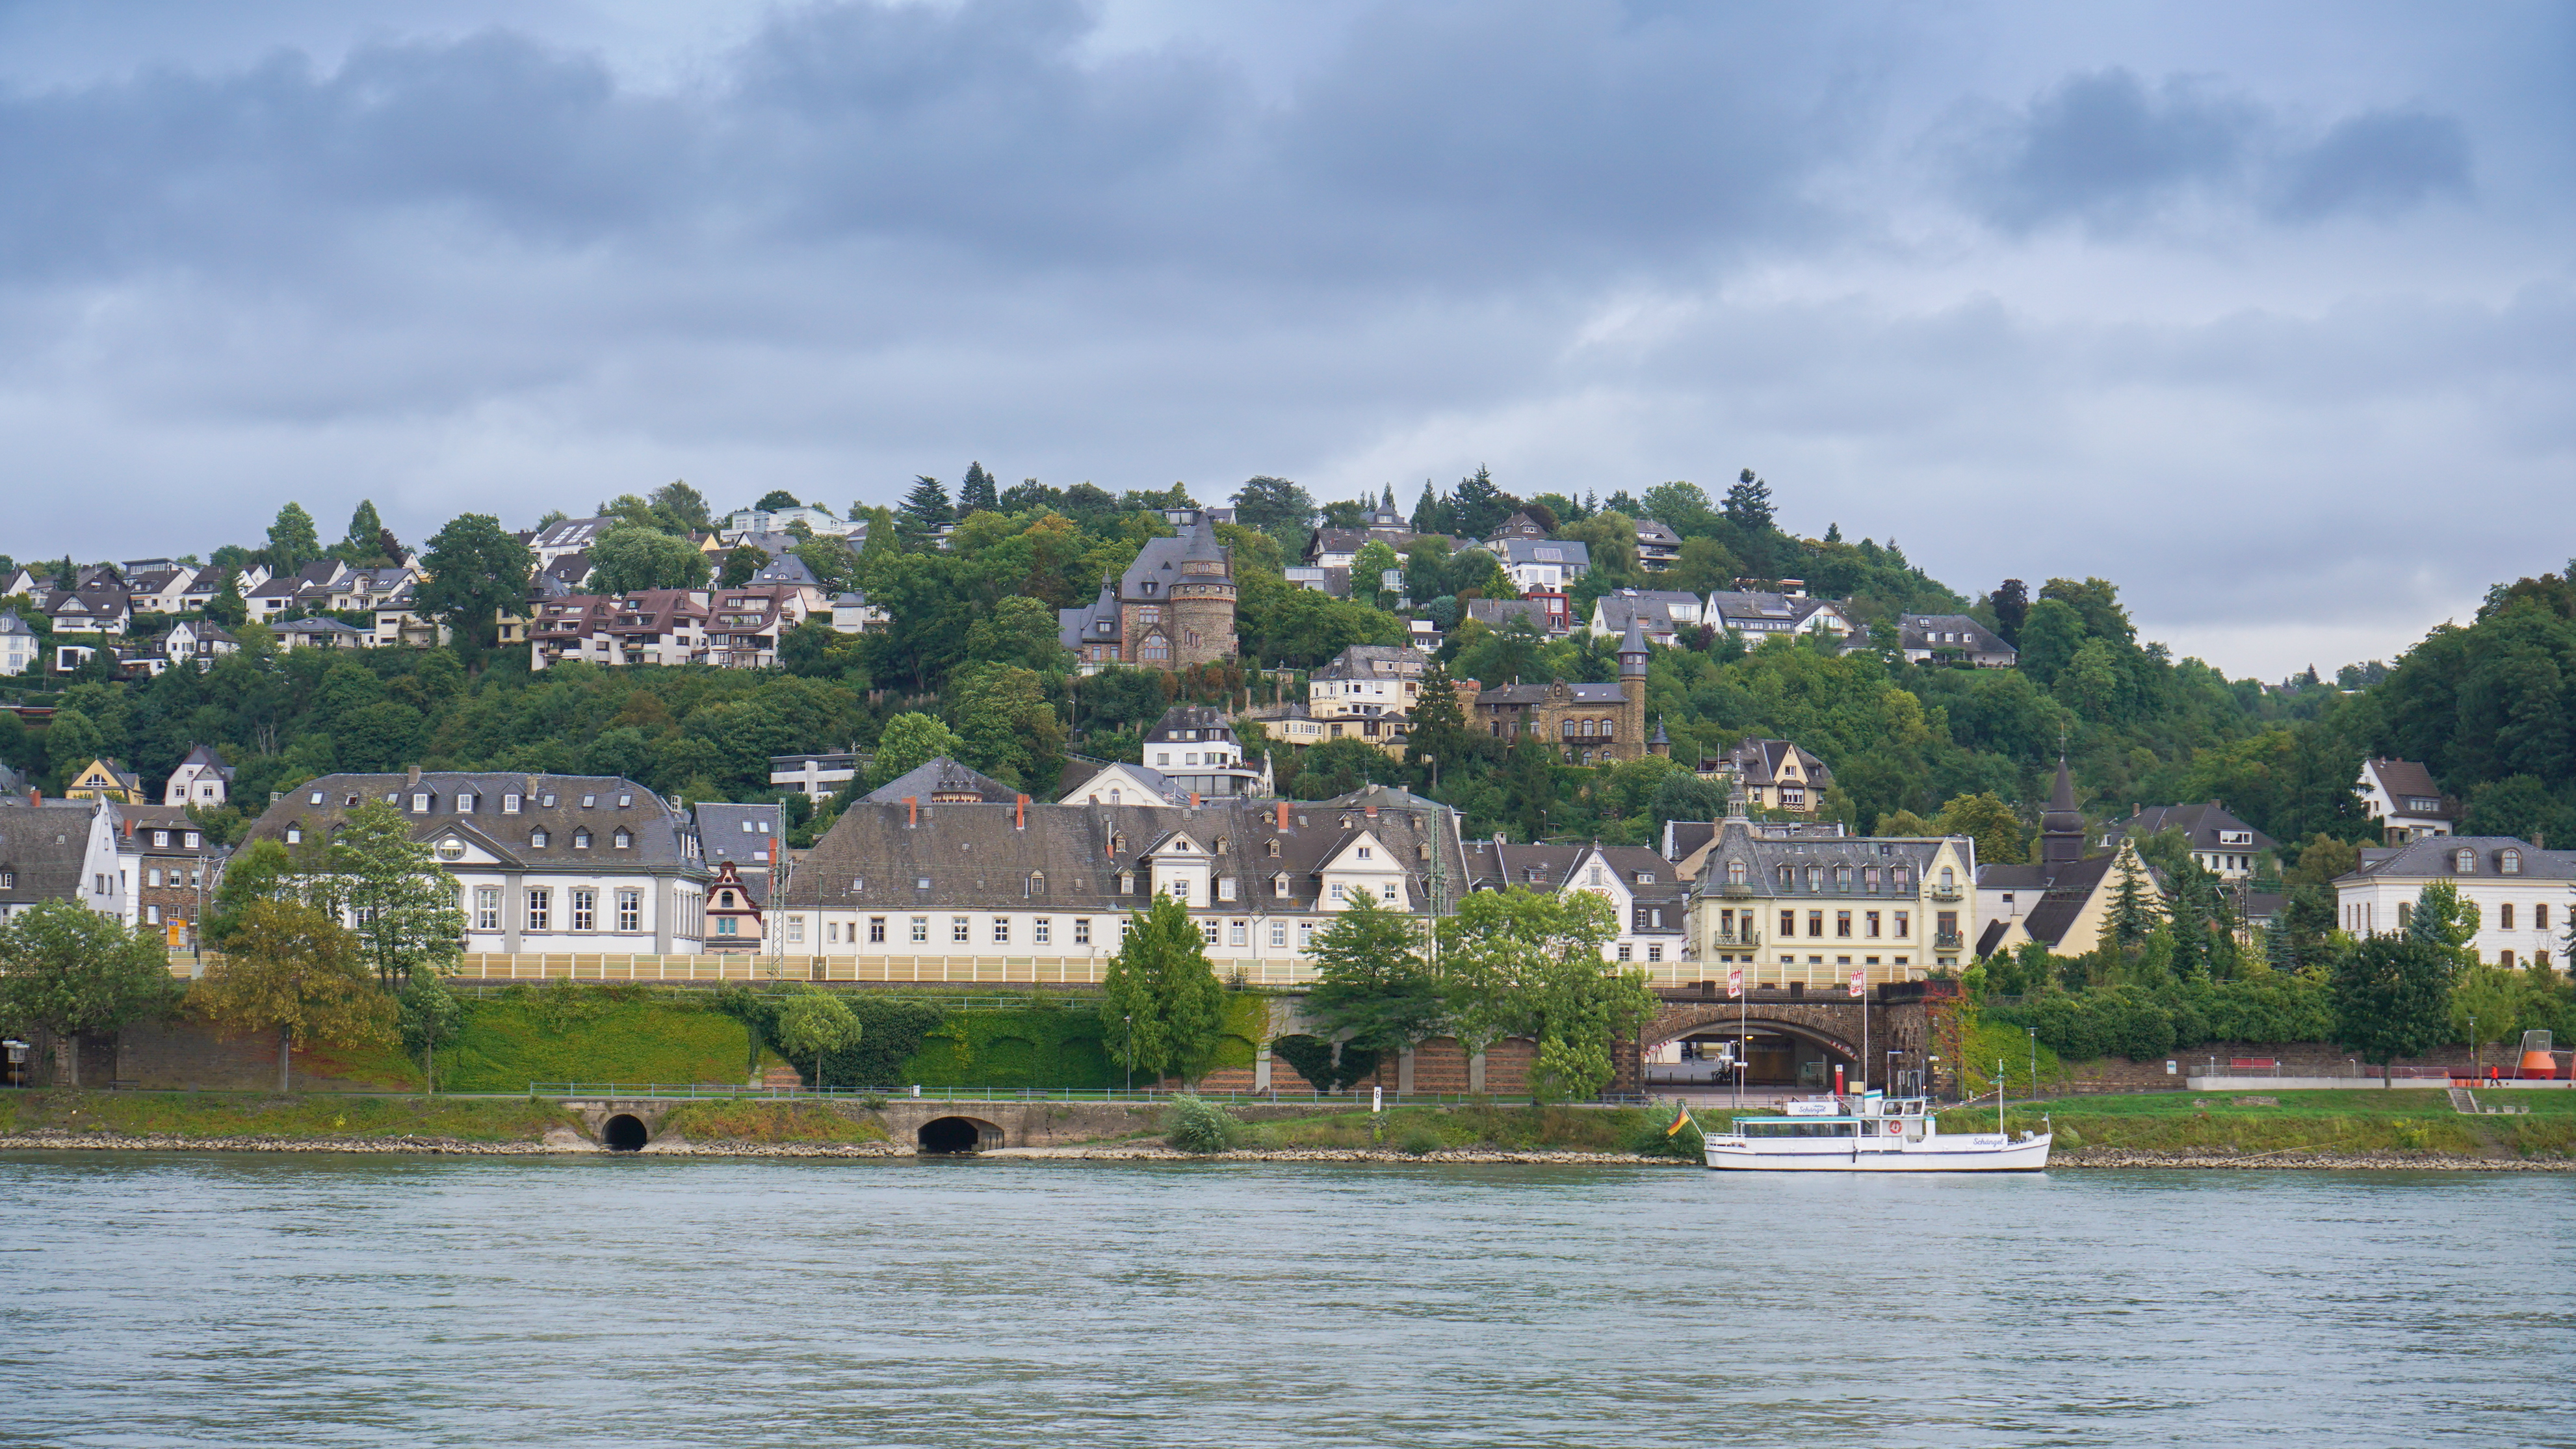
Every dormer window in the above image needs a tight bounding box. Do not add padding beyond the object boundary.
[617,793,632,807]
[1030,871,1046,894]
[613,829,631,848]
[1112,833,1126,855]
[531,829,549,848]
[573,829,592,849]
[411,794,431,813]
[1212,837,1228,853]
[1636,871,1655,884]
[2454,848,2476,874]
[1267,839,1281,857]
[1727,860,1746,885]
[1117,871,1134,893]
[2499,848,2521,874]
[503,794,522,814]
[458,792,476,813]
[285,826,302,844]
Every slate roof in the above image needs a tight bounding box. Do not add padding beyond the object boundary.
[1054,757,1188,807]
[1058,581,1121,651]
[696,802,787,871]
[1145,704,1240,745]
[1475,680,1629,705]
[1593,590,1701,634]
[2362,759,2459,819]
[863,757,1018,805]
[1489,537,1590,569]
[1121,515,1230,601]
[2110,802,2276,855]
[1895,613,2015,660]
[1458,840,1689,928]
[175,743,236,781]
[245,772,701,876]
[1974,856,2120,956]
[0,807,94,907]
[0,610,33,638]
[2341,835,2576,882]
[1466,598,1564,633]
[1315,645,1427,679]
[1717,738,1832,789]
[1708,590,1841,631]
[749,554,821,588]
[1689,820,1955,907]
[783,795,1468,915]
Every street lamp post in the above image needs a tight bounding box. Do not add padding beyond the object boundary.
[2469,1015,2477,1080]
[2027,1026,2038,1096]
[1125,1013,1133,1095]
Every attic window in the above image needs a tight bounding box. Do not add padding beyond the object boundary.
[1273,873,1290,895]
[1212,837,1229,852]
[1112,833,1126,854]
[540,794,557,808]
[1117,871,1134,893]
[309,791,324,805]
[458,792,476,813]
[531,829,549,848]
[411,794,431,813]
[1636,871,1655,883]
[1030,871,1045,894]
[346,794,362,807]
[617,793,632,807]
[1267,839,1281,857]
[917,876,931,890]
[504,794,522,814]
[1338,814,1352,828]
[2454,848,2476,874]
[581,794,595,808]
[850,877,865,891]
[573,829,592,850]
[613,829,631,848]
[285,827,302,844]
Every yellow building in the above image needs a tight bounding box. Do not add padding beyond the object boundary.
[63,758,147,805]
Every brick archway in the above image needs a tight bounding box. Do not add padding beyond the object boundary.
[1648,1008,1856,1062]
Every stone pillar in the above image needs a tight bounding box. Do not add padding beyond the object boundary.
[503,870,523,953]
[1399,1048,1416,1096]
[1254,1041,1272,1091]
[654,876,675,954]
[1468,1049,1487,1095]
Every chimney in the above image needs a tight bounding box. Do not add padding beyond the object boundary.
[123,816,134,839]
[1364,805,1377,818]
[904,796,918,828]
[1190,792,1201,809]
[1015,794,1028,830]
[1277,800,1290,831]
[408,764,423,786]
[28,789,39,807]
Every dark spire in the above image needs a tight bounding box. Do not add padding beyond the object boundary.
[2041,757,2083,865]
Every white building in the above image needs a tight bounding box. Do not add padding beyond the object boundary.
[716,504,862,542]
[163,744,236,808]
[2335,835,2569,971]
[1483,537,1589,594]
[246,771,711,953]
[0,798,125,923]
[2356,758,2460,844]
[0,610,36,676]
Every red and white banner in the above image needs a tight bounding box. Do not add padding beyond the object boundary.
[1727,969,1743,999]
[1848,970,1866,998]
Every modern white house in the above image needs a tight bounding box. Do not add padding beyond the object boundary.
[0,610,36,676]
[2335,835,2571,971]
[244,771,712,953]
[716,504,863,542]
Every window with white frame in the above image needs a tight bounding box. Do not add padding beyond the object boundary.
[1229,920,1247,946]
[951,916,969,943]
[571,889,596,932]
[993,917,1010,944]
[1074,918,1091,945]
[475,887,500,932]
[617,890,640,932]
[1035,918,1051,945]
[1271,920,1287,947]
[525,888,551,932]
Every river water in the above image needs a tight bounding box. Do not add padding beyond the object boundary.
[1,1155,2570,1448]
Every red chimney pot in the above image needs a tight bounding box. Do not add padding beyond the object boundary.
[904,796,918,827]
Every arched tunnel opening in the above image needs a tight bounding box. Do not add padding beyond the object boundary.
[602,1114,649,1151]
[916,1117,995,1154]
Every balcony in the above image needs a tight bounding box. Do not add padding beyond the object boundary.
[1717,881,1754,900]
[1929,885,1964,902]
[1711,930,1762,950]
[1934,930,1964,950]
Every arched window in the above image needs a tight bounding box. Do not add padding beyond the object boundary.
[1940,867,1955,889]
[2499,848,2521,875]
[1600,719,1615,740]
[1111,833,1126,855]
[1108,789,1121,804]
[1212,837,1229,853]
[2454,847,2477,874]
[1029,871,1046,894]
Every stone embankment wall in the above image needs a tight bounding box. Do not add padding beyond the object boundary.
[26,1023,385,1093]
[2063,1043,2503,1092]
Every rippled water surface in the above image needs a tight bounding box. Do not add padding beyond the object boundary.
[2,1153,2571,1447]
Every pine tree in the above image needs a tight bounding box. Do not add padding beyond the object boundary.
[1451,465,1507,539]
[1721,468,1775,532]
[265,503,322,571]
[343,500,384,559]
[897,476,953,548]
[1407,663,1466,767]
[1410,481,1442,535]
[958,462,999,516]
[2107,845,2161,951]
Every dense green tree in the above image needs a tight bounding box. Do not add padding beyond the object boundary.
[265,502,322,571]
[415,514,534,652]
[1720,468,1774,533]
[753,489,803,512]
[774,989,864,1088]
[2016,598,2086,688]
[957,463,999,516]
[204,571,249,627]
[945,662,1063,790]
[652,481,712,532]
[898,476,954,548]
[866,712,968,789]
[397,967,463,1091]
[1450,465,1509,540]
[317,800,466,989]
[342,500,385,560]
[192,899,393,1093]
[719,543,766,587]
[1436,887,1651,1102]
[2331,933,2456,1085]
[1932,791,2027,865]
[1641,480,1719,537]
[2407,879,2480,969]
[590,523,713,595]
[0,900,178,1086]
[961,595,1069,673]
[1099,893,1228,1087]
[1305,893,1445,1056]
[1992,579,2029,645]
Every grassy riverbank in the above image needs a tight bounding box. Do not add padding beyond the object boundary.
[0,1090,583,1143]
[1938,1089,2576,1160]
[1186,1102,1686,1156]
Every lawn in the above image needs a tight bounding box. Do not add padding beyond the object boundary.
[0,1090,583,1143]
[1937,1087,2576,1158]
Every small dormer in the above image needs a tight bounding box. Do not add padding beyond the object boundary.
[2499,848,2522,875]
[2453,846,2477,874]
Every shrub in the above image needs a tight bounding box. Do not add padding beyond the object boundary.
[1165,1095,1239,1154]
[1629,1110,1705,1159]
[1399,1127,1443,1156]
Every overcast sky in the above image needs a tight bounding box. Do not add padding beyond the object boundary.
[0,1,2566,678]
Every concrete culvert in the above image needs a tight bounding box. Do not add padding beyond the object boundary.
[602,1114,649,1152]
[916,1117,996,1154]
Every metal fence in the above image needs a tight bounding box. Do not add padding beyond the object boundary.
[528,1082,1653,1108]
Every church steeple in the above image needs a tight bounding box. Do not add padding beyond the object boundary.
[2040,757,2084,866]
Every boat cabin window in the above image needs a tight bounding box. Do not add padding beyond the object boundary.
[1737,1120,1858,1137]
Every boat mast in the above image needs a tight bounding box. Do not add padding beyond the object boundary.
[1997,1058,2006,1136]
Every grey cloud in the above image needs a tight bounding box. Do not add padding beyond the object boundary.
[2264,109,2470,221]
[1949,66,2473,232]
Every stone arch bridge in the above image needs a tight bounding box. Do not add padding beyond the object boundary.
[1622,984,1962,1095]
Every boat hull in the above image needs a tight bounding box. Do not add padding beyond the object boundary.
[1704,1132,2051,1172]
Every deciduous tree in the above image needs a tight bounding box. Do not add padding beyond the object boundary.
[320,800,466,989]
[1305,893,1445,1056]
[416,514,534,652]
[192,900,393,1093]
[590,523,712,595]
[1100,893,1227,1086]
[2331,933,2454,1086]
[0,900,177,1086]
[865,712,968,789]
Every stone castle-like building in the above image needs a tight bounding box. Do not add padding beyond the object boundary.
[1468,616,1659,765]
[1059,510,1238,673]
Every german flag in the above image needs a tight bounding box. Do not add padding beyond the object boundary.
[1665,1103,1698,1138]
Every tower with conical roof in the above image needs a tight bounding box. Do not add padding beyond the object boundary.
[1617,614,1650,761]
[2040,757,2085,866]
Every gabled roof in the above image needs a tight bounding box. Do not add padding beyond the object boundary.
[2361,759,2458,818]
[1717,738,1831,787]
[1896,614,2015,658]
[246,772,699,874]
[695,802,787,870]
[2112,802,2276,854]
[0,805,99,906]
[863,757,1017,805]
[1490,538,1589,567]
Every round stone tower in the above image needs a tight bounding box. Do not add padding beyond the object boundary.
[1168,514,1238,668]
[1616,615,1650,761]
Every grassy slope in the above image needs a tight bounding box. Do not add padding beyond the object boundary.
[1219,1103,1677,1154]
[439,992,753,1091]
[1938,1089,2576,1158]
[0,1090,582,1143]
[657,1101,889,1143]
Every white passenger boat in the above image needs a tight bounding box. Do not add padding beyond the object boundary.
[1701,1090,2051,1172]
